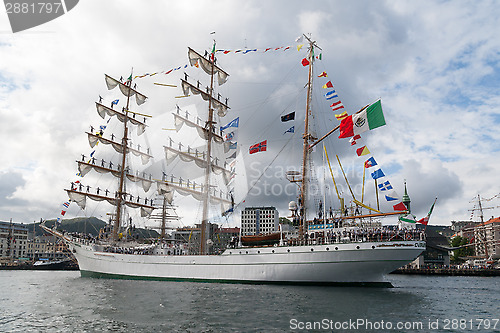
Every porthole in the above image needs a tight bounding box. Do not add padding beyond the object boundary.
[326,247,330,251]
[257,251,260,254]
[356,246,360,249]
[335,247,338,250]
[310,248,314,252]
[287,249,290,252]
[246,251,248,254]
[372,246,375,249]
[272,250,275,253]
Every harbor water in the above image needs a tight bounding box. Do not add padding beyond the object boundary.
[1,271,499,332]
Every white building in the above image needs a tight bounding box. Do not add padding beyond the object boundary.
[241,207,279,236]
[474,217,500,259]
[0,221,29,262]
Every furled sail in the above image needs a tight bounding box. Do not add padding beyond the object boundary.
[187,47,229,86]
[173,112,224,143]
[164,143,234,184]
[77,160,154,192]
[104,74,148,106]
[66,189,154,217]
[157,181,232,212]
[95,102,146,136]
[86,132,152,165]
[181,80,229,117]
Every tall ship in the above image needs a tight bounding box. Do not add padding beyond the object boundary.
[42,36,426,286]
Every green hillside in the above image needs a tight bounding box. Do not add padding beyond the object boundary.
[31,217,159,239]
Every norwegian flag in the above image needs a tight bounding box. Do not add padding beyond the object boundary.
[249,140,267,154]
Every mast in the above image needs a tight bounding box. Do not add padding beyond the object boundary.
[64,73,153,241]
[113,75,133,241]
[171,44,230,253]
[478,194,484,224]
[299,35,319,238]
[160,198,167,239]
[200,41,217,255]
[177,43,230,254]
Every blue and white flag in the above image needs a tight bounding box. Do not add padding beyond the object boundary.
[384,190,399,201]
[221,117,239,131]
[284,126,294,134]
[325,90,338,100]
[371,169,385,180]
[111,99,119,105]
[385,194,399,201]
[377,180,393,191]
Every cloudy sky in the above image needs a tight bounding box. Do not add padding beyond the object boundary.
[0,0,499,228]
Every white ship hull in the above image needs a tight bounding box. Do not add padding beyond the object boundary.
[68,240,425,286]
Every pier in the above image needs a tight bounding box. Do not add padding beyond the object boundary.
[392,267,500,277]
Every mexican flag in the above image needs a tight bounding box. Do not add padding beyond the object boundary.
[211,42,216,60]
[417,199,437,225]
[338,100,386,138]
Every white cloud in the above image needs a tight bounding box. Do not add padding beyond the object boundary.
[0,0,499,227]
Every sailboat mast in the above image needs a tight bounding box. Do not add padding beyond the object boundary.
[201,42,216,255]
[477,194,484,224]
[299,37,315,238]
[113,76,133,241]
[160,197,167,239]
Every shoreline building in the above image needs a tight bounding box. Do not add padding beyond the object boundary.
[451,220,481,241]
[27,235,70,261]
[241,207,279,236]
[0,220,29,263]
[474,217,500,259]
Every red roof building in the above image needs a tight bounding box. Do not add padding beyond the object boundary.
[474,217,500,259]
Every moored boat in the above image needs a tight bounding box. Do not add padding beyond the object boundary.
[42,35,427,286]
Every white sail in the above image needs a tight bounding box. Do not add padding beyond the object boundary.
[187,47,229,85]
[77,161,153,192]
[173,112,224,143]
[86,132,152,165]
[96,103,146,136]
[164,144,233,184]
[157,181,232,211]
[104,74,148,105]
[66,189,154,217]
[181,80,229,117]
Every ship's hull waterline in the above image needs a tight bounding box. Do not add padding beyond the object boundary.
[69,240,425,286]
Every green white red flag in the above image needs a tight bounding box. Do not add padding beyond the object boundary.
[417,198,437,225]
[338,100,386,138]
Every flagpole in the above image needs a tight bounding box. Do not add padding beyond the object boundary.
[312,98,382,151]
[423,197,437,233]
[299,36,316,239]
[309,104,369,151]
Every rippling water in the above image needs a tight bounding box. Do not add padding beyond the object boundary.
[1,270,499,332]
